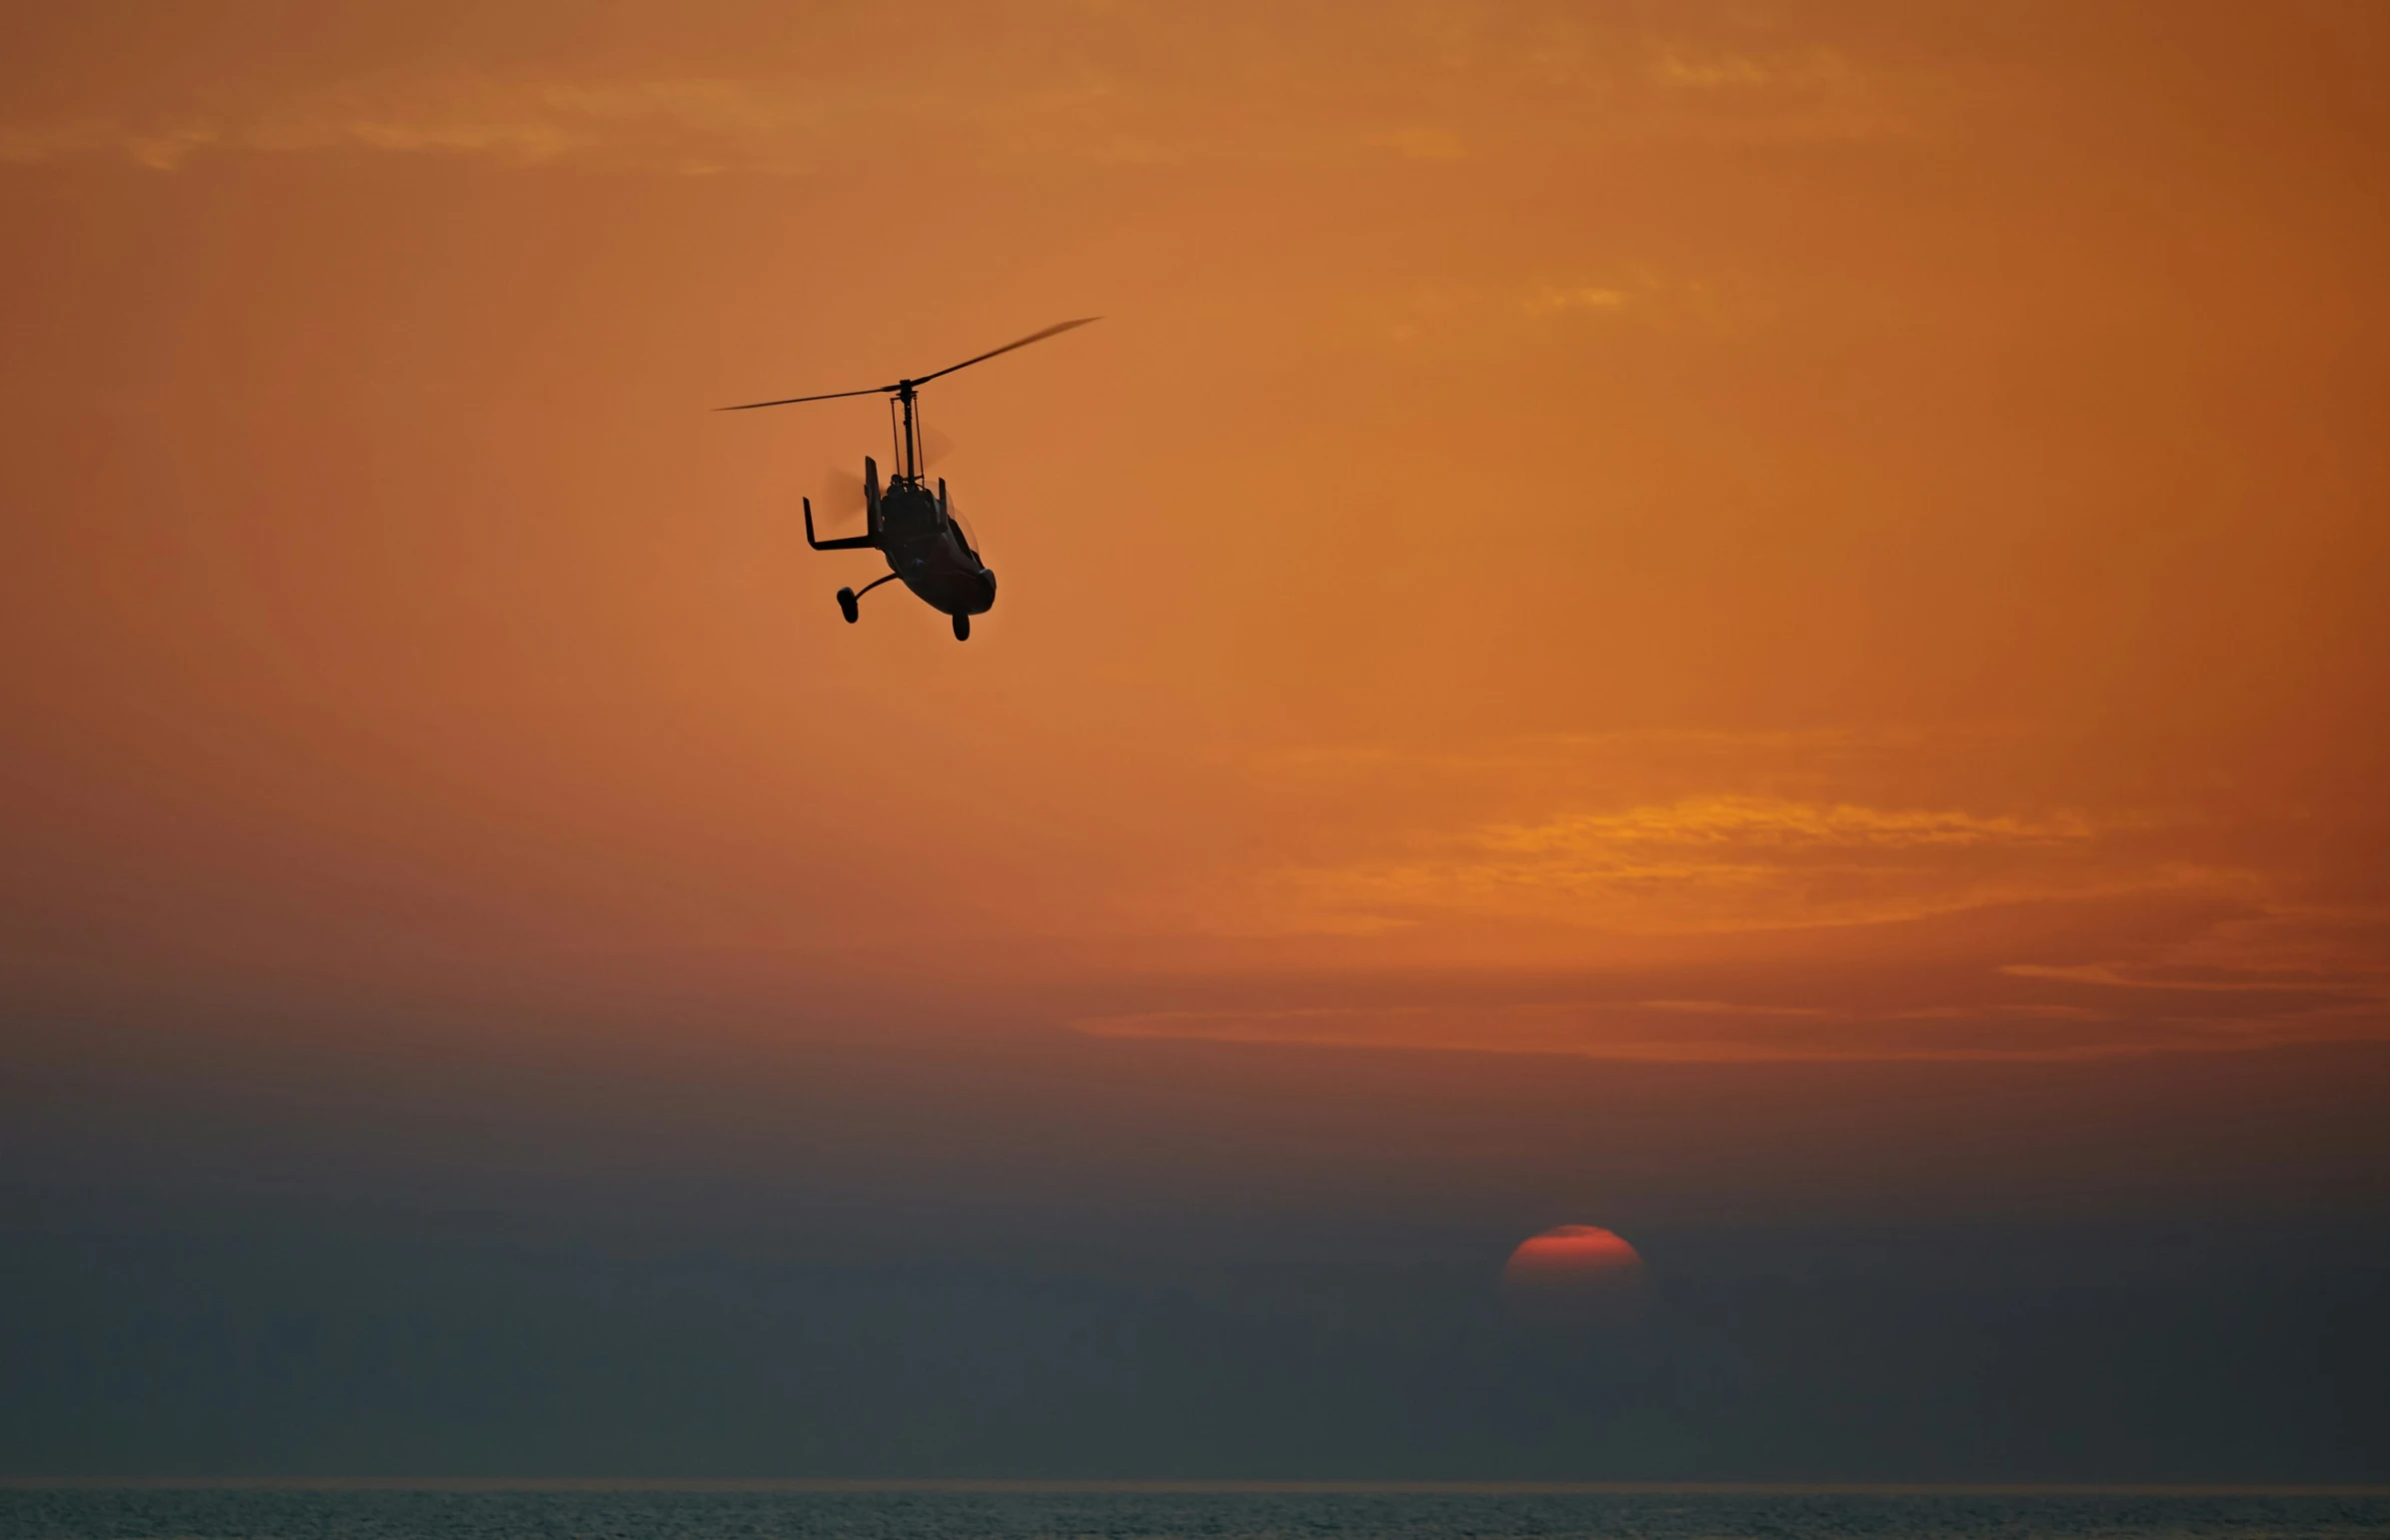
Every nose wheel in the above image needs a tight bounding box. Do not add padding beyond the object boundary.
[837,588,859,624]
[952,614,971,641]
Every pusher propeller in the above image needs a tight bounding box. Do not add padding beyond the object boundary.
[819,467,870,528]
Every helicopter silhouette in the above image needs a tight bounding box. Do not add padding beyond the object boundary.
[718,317,1099,641]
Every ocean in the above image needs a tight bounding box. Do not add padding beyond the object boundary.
[2,1488,2386,1540]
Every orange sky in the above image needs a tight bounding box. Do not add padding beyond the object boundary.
[3,1,2386,1063]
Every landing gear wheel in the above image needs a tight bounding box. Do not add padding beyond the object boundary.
[953,614,971,642]
[836,588,859,624]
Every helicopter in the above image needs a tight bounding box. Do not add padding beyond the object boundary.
[718,317,1099,641]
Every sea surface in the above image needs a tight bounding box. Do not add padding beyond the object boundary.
[2,1489,2387,1540]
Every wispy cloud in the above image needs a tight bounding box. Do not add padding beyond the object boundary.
[1640,38,1913,143]
[1524,285,1632,315]
[1078,999,1849,1063]
[1253,792,2197,938]
[2004,904,2390,996]
[0,76,808,172]
[1485,795,2095,851]
[1076,897,2390,1063]
[0,7,1927,174]
[1097,726,2390,1061]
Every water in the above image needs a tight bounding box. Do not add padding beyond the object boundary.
[2,1489,2386,1540]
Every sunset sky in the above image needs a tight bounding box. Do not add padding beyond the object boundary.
[3,1,2387,1480]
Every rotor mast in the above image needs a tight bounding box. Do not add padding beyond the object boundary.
[898,379,920,486]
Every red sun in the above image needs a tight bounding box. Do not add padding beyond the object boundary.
[1500,1224,1650,1324]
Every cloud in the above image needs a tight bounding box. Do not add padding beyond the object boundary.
[0,119,158,167]
[1484,795,2095,851]
[0,8,1926,174]
[1078,999,1849,1063]
[1641,39,1913,143]
[1095,728,2390,1062]
[1074,972,2387,1063]
[1075,898,2390,1063]
[1525,286,1632,314]
[1252,792,2200,938]
[2004,903,2390,1000]
[0,76,808,172]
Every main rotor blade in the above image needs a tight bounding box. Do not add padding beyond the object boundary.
[714,384,890,412]
[911,317,1100,387]
[716,315,1096,408]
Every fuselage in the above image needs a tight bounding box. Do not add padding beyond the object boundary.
[877,477,996,618]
